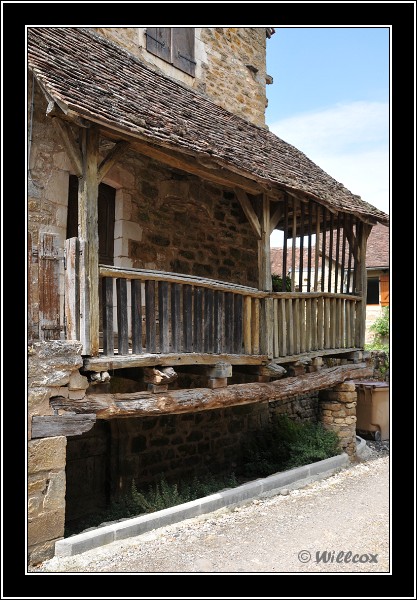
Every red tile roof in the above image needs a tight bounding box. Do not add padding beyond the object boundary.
[365,223,389,268]
[271,222,389,273]
[28,27,388,225]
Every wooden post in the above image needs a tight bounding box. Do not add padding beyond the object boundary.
[355,222,372,347]
[259,194,273,357]
[64,238,80,341]
[243,296,252,355]
[78,125,100,356]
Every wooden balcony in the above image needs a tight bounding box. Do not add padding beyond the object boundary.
[64,251,363,372]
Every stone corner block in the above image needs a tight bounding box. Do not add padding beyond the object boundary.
[28,436,67,474]
[68,371,89,390]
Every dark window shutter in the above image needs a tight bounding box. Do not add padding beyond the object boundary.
[172,28,196,76]
[146,28,171,63]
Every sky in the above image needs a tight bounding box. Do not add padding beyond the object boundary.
[264,27,390,247]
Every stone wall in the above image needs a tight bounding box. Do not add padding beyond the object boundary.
[27,340,88,565]
[269,393,319,423]
[111,402,269,491]
[27,436,67,565]
[92,27,271,128]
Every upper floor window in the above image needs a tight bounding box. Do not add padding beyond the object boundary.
[145,28,196,76]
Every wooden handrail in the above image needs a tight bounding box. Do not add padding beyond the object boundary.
[99,265,361,302]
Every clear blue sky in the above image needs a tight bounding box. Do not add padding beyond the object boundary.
[265,27,390,246]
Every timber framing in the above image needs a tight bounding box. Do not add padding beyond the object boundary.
[50,362,373,420]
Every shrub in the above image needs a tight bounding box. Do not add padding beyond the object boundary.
[239,414,341,476]
[271,274,292,292]
[366,306,389,352]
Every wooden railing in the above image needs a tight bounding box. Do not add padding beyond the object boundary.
[92,267,361,358]
[98,266,265,357]
[266,292,360,359]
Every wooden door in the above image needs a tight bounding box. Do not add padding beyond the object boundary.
[67,174,115,265]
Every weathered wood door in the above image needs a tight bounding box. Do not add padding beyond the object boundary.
[67,174,115,265]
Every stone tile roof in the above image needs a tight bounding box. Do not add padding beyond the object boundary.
[27,27,389,225]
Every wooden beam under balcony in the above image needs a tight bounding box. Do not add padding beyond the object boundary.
[51,362,373,419]
[83,352,268,372]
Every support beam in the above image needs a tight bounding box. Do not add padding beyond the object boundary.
[50,363,373,419]
[97,141,130,182]
[78,125,100,356]
[31,414,96,438]
[52,117,83,177]
[355,222,372,348]
[259,193,272,291]
[270,203,283,235]
[234,188,261,239]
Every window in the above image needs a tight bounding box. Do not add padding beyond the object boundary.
[367,277,380,305]
[145,28,196,76]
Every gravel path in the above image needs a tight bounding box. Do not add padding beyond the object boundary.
[30,445,389,573]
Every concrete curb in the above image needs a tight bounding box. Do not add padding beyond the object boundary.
[55,452,351,557]
[356,434,373,459]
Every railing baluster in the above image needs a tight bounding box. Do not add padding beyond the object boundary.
[287,298,294,355]
[116,278,129,355]
[331,298,337,348]
[233,294,243,354]
[311,297,317,350]
[224,292,234,354]
[131,279,142,354]
[243,296,252,355]
[171,283,181,352]
[300,298,306,353]
[183,284,193,352]
[341,299,345,348]
[145,280,156,352]
[204,288,214,353]
[273,298,279,358]
[279,298,286,357]
[324,297,330,349]
[194,287,203,352]
[214,290,224,354]
[317,297,324,349]
[294,298,300,354]
[305,298,311,352]
[252,298,260,355]
[102,276,114,356]
[346,300,351,347]
[158,281,170,353]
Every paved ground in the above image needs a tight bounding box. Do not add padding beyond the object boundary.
[29,443,389,574]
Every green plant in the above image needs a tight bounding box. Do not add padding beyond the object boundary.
[271,274,292,292]
[239,415,341,477]
[365,306,389,377]
[369,306,389,343]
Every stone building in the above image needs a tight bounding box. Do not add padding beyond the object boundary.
[27,27,388,564]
